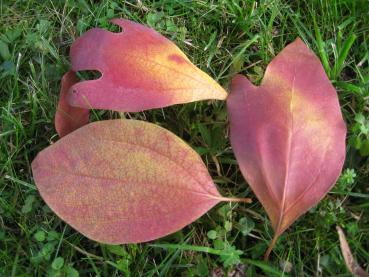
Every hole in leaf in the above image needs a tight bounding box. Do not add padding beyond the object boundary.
[76,70,102,81]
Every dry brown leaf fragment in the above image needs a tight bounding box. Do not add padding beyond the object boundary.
[337,226,369,277]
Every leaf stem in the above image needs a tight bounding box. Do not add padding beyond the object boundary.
[264,234,279,261]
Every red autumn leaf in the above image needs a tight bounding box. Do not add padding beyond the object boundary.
[55,71,89,137]
[32,120,247,244]
[227,38,346,259]
[67,19,227,112]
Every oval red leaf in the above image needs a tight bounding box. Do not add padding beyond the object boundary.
[68,19,227,112]
[55,71,89,137]
[32,120,224,244]
[227,38,346,258]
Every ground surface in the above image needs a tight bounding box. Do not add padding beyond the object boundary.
[1,0,368,276]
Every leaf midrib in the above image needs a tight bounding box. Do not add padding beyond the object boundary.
[275,69,296,234]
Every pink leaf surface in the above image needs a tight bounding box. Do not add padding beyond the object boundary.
[227,38,346,258]
[32,119,238,244]
[55,71,89,137]
[68,19,227,112]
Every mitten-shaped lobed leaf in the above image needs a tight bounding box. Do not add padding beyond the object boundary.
[32,120,224,244]
[55,71,89,137]
[68,19,227,112]
[227,38,346,257]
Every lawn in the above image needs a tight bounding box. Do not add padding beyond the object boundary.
[1,0,368,276]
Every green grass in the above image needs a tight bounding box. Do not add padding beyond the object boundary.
[1,0,369,276]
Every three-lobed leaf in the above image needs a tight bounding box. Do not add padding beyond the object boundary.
[55,71,89,137]
[227,38,347,258]
[67,19,227,112]
[32,119,231,244]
